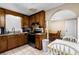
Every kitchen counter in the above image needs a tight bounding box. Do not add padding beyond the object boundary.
[0,32,45,36]
[0,32,28,36]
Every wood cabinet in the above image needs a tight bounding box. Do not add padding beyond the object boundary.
[17,33,27,46]
[0,33,27,53]
[39,11,45,28]
[7,33,27,49]
[7,35,17,49]
[21,15,29,27]
[0,36,7,52]
[29,11,45,28]
[29,15,36,27]
[0,8,5,27]
[35,34,44,50]
[35,13,40,23]
[16,34,24,46]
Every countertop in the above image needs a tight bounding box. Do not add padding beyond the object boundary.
[0,32,28,36]
[0,32,45,36]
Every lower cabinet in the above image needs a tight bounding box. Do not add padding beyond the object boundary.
[8,34,27,50]
[0,33,27,53]
[35,35,44,50]
[17,33,27,46]
[7,35,17,49]
[0,36,7,52]
[17,34,23,46]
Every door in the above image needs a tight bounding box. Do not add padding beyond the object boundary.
[65,19,77,38]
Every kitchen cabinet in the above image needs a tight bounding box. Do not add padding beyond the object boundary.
[7,35,17,49]
[29,15,36,27]
[22,15,29,27]
[22,33,28,44]
[17,33,27,46]
[0,8,5,27]
[0,36,7,52]
[7,33,27,49]
[35,13,40,23]
[16,34,23,46]
[0,33,28,53]
[39,11,45,28]
[35,34,44,50]
[29,11,45,28]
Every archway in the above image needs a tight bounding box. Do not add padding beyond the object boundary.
[47,9,78,41]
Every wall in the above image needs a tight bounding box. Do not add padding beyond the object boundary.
[48,20,65,33]
[48,19,77,38]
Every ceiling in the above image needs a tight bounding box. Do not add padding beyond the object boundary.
[51,10,77,20]
[0,3,63,15]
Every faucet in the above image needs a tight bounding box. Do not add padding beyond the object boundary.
[12,27,15,33]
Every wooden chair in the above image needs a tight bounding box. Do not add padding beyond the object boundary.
[49,31,61,42]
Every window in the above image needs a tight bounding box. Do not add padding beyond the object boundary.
[6,14,22,33]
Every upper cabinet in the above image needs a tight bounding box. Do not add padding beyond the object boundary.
[29,15,36,27]
[38,11,45,28]
[0,8,5,27]
[29,11,45,28]
[35,13,40,23]
[21,15,29,27]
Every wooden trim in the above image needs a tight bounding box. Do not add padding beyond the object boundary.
[0,7,28,16]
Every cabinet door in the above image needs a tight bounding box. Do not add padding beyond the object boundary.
[0,9,5,27]
[35,35,44,49]
[35,13,40,23]
[39,11,45,28]
[35,36,40,49]
[22,16,29,27]
[17,34,24,46]
[7,35,17,49]
[22,34,27,44]
[29,15,36,26]
[0,36,7,52]
[17,34,27,46]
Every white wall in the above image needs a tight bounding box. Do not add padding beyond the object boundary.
[48,20,65,34]
[48,19,77,38]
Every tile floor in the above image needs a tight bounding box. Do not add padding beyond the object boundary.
[0,45,45,55]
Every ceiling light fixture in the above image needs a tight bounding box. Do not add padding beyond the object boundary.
[28,8,37,12]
